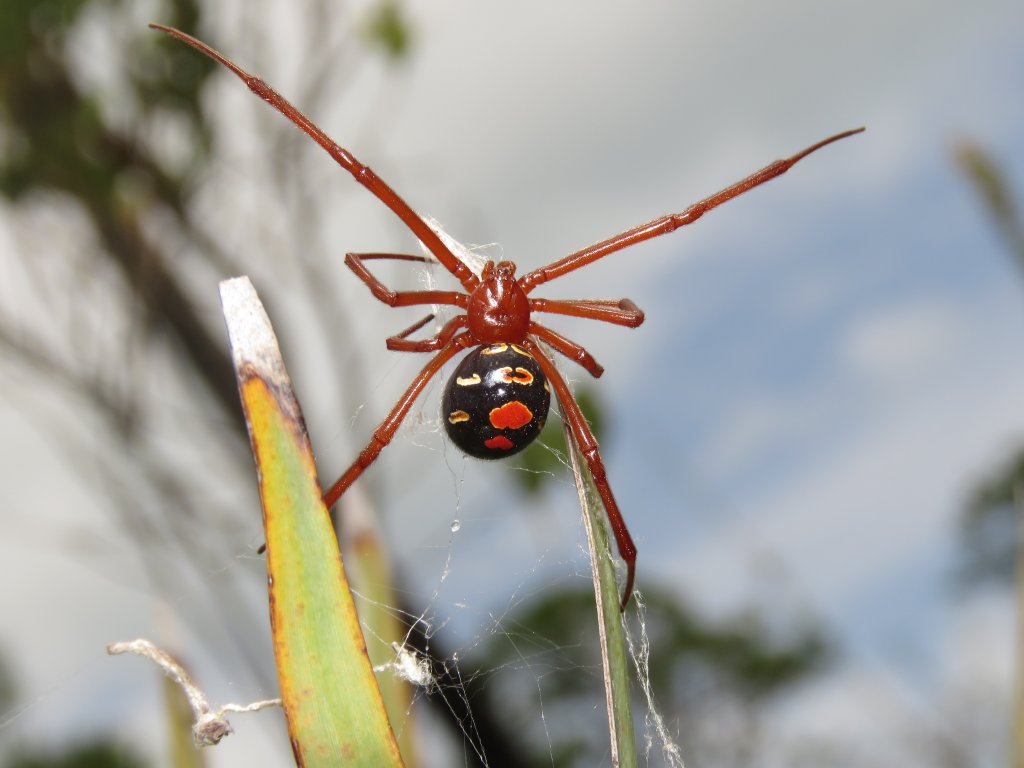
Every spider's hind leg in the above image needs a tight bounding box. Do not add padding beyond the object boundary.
[323,333,474,508]
[521,338,637,610]
[529,323,605,378]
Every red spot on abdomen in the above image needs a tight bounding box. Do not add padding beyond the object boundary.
[489,401,533,430]
[484,435,515,451]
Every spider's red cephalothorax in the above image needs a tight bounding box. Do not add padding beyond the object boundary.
[154,23,863,610]
[467,261,530,344]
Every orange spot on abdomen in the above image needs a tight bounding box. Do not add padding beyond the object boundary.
[489,401,533,430]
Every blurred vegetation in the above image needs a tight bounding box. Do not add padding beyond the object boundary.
[517,384,604,496]
[0,655,14,716]
[2,743,145,768]
[0,651,146,768]
[955,142,1024,586]
[467,586,827,767]
[0,1,832,765]
[0,0,234,419]
[956,143,1024,270]
[362,0,413,61]
[956,141,1024,768]
[161,673,206,768]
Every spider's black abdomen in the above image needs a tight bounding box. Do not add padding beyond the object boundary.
[442,343,550,460]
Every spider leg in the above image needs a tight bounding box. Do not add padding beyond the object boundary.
[529,298,644,328]
[351,252,435,264]
[520,128,865,292]
[387,315,468,352]
[151,25,480,292]
[346,253,469,309]
[387,312,435,343]
[521,339,637,610]
[323,333,474,508]
[528,323,605,378]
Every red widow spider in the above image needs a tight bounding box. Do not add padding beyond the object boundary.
[153,24,863,610]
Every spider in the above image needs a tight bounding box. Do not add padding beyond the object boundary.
[153,24,863,610]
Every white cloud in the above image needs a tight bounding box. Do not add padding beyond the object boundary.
[662,321,1024,618]
[767,589,1013,763]
[840,298,970,392]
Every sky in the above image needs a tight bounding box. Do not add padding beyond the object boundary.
[2,0,1024,765]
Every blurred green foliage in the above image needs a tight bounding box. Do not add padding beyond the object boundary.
[0,0,244,425]
[962,452,1023,584]
[469,586,827,766]
[0,651,146,768]
[0,0,213,202]
[956,143,1024,268]
[3,742,146,768]
[486,585,825,701]
[955,142,1024,586]
[0,654,14,717]
[516,385,604,496]
[363,1,413,61]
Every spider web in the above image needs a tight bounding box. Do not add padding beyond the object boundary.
[348,455,685,767]
[337,221,686,767]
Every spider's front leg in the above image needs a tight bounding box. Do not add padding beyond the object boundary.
[345,253,469,309]
[529,297,645,328]
[386,314,468,353]
[519,127,865,292]
[521,339,638,610]
[150,25,481,291]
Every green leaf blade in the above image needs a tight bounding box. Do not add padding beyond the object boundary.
[221,277,403,768]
